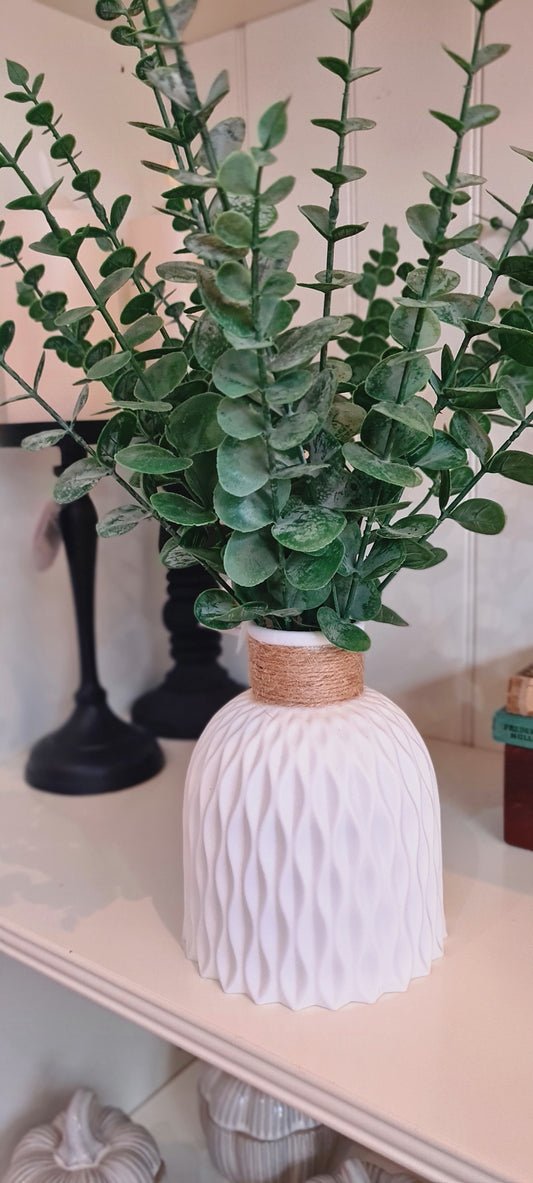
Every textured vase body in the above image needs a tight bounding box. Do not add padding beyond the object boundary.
[198,1065,339,1183]
[183,627,445,1009]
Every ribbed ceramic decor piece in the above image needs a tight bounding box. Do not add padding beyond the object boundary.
[4,1090,162,1183]
[183,676,445,1009]
[198,1065,339,1183]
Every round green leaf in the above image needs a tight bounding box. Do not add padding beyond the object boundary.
[213,349,261,397]
[115,444,192,475]
[194,588,266,629]
[272,503,346,553]
[167,393,224,454]
[285,539,344,589]
[218,151,257,195]
[223,530,278,586]
[365,351,431,402]
[317,606,371,652]
[86,352,131,380]
[53,458,107,505]
[266,370,314,406]
[217,397,264,439]
[216,261,251,303]
[97,504,150,537]
[214,481,290,532]
[414,430,468,471]
[389,306,441,349]
[343,442,423,487]
[449,498,506,534]
[151,492,217,526]
[491,450,533,485]
[122,316,164,347]
[268,410,318,450]
[96,410,136,464]
[258,100,289,149]
[214,211,253,248]
[217,436,269,495]
[135,350,187,400]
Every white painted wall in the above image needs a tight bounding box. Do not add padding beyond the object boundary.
[1,0,532,753]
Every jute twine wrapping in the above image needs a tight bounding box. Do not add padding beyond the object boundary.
[248,634,364,707]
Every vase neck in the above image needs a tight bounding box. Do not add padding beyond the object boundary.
[247,630,364,707]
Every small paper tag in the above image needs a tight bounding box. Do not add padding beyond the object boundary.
[32,500,62,571]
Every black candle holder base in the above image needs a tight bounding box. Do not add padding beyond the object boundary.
[26,689,164,796]
[132,664,244,741]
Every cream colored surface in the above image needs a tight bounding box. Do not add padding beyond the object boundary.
[0,739,531,1183]
[34,0,310,39]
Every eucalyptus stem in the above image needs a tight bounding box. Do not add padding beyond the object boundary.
[0,353,240,600]
[388,5,486,421]
[319,1,357,370]
[0,140,164,403]
[17,81,177,342]
[156,0,230,212]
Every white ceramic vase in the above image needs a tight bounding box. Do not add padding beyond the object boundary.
[183,625,445,1009]
[198,1064,340,1183]
[3,1089,162,1183]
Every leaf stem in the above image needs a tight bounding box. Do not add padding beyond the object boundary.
[320,2,357,369]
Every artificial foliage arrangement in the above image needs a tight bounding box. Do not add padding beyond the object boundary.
[1,0,533,654]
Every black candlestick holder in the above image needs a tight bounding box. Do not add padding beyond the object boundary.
[1,421,164,795]
[132,540,244,740]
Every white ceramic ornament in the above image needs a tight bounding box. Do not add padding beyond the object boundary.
[3,1089,163,1183]
[308,1147,418,1183]
[183,626,445,1009]
[198,1064,340,1183]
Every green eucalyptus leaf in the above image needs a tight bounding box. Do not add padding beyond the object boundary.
[258,100,289,150]
[318,56,351,82]
[6,60,29,85]
[136,350,187,399]
[55,306,95,327]
[490,450,533,485]
[271,316,349,371]
[194,588,264,629]
[217,435,269,495]
[464,104,500,130]
[214,210,253,248]
[214,481,289,532]
[365,351,432,401]
[151,491,216,525]
[379,513,437,540]
[372,396,434,437]
[266,371,314,406]
[53,457,107,504]
[116,444,192,475]
[272,502,346,553]
[285,538,344,589]
[185,231,247,264]
[414,430,467,471]
[449,497,505,534]
[474,42,510,70]
[316,607,371,652]
[402,541,447,569]
[217,396,263,440]
[261,270,295,297]
[269,410,318,450]
[120,293,155,325]
[389,306,441,349]
[122,316,164,347]
[203,69,230,116]
[21,428,65,451]
[499,256,533,285]
[299,204,331,238]
[216,260,251,302]
[218,151,257,195]
[406,204,440,242]
[223,530,278,586]
[97,503,150,537]
[96,267,134,303]
[193,314,227,369]
[167,392,224,454]
[262,176,295,205]
[343,442,423,487]
[166,0,199,34]
[260,230,299,259]
[449,411,493,463]
[160,539,197,569]
[361,540,407,579]
[86,352,131,380]
[213,349,261,397]
[96,410,136,464]
[197,269,255,342]
[497,377,527,420]
[146,66,192,108]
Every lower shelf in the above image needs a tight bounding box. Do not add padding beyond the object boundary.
[131,1060,427,1183]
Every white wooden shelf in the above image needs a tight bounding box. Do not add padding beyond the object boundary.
[0,739,532,1183]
